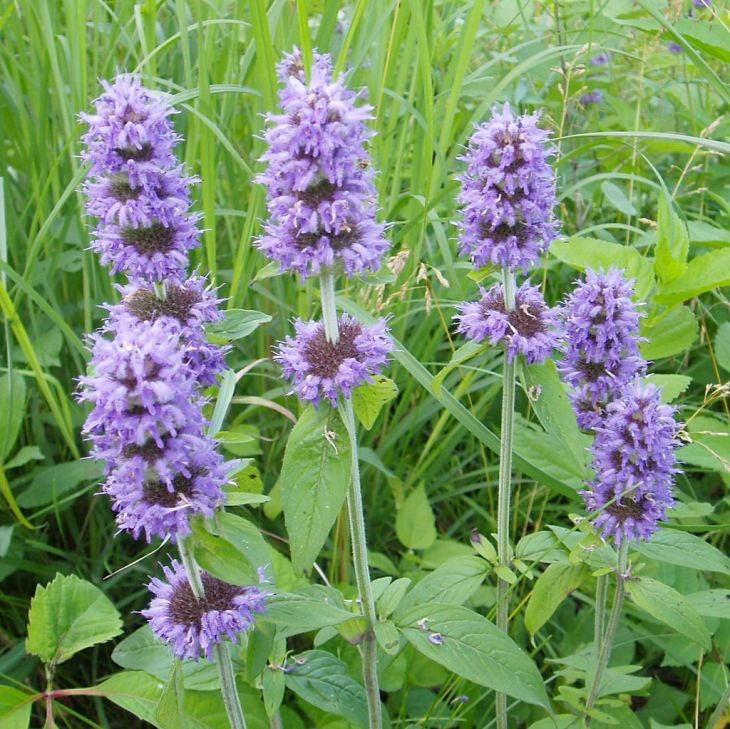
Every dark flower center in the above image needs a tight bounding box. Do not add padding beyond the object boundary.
[481,290,547,338]
[143,471,199,508]
[115,143,154,162]
[125,285,201,323]
[481,220,529,245]
[122,221,175,254]
[108,174,141,202]
[123,440,164,461]
[606,498,647,523]
[297,179,337,207]
[578,360,607,382]
[304,321,362,379]
[294,225,360,252]
[168,573,244,628]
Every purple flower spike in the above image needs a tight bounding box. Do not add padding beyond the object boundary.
[558,268,646,430]
[275,313,392,407]
[457,103,559,272]
[142,560,268,661]
[455,282,561,364]
[583,382,680,544]
[78,316,206,465]
[103,435,227,543]
[256,48,390,279]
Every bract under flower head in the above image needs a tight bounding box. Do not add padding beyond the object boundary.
[583,381,680,544]
[79,316,205,465]
[457,103,559,271]
[256,48,389,279]
[275,313,392,407]
[104,434,227,542]
[455,281,560,364]
[559,268,646,430]
[142,560,268,661]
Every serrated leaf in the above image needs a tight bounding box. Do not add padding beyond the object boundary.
[635,528,730,574]
[0,687,33,729]
[26,573,122,666]
[626,576,711,650]
[285,650,370,727]
[395,483,436,550]
[525,563,588,635]
[397,603,550,708]
[655,194,689,284]
[279,406,351,574]
[643,374,691,402]
[678,414,730,473]
[157,663,188,729]
[685,590,730,619]
[640,305,697,359]
[352,376,398,430]
[207,309,271,340]
[191,522,258,586]
[94,672,162,726]
[655,248,730,304]
[550,236,654,301]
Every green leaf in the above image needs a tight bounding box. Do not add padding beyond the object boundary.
[525,563,589,635]
[96,671,162,724]
[686,590,730,620]
[550,236,655,301]
[643,374,692,403]
[0,687,33,729]
[678,414,730,473]
[279,405,351,574]
[655,194,689,284]
[432,339,484,394]
[377,577,412,619]
[4,445,44,470]
[191,521,258,586]
[217,512,272,581]
[688,221,730,248]
[655,248,730,304]
[397,603,550,708]
[26,573,122,666]
[18,459,104,508]
[284,650,369,727]
[263,668,285,718]
[522,360,591,476]
[601,181,636,216]
[157,663,188,729]
[395,556,488,618]
[626,576,711,650]
[0,372,26,461]
[635,528,730,575]
[715,322,730,372]
[374,620,401,655]
[396,483,437,550]
[352,375,398,430]
[263,588,356,637]
[674,18,730,62]
[640,306,697,359]
[207,309,271,340]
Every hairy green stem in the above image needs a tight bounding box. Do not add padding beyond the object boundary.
[178,538,247,729]
[585,543,629,721]
[320,271,381,728]
[594,573,608,648]
[495,269,517,729]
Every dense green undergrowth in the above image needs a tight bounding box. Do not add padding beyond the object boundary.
[1,1,729,727]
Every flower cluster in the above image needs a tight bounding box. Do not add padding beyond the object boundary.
[80,75,266,660]
[276,314,392,407]
[81,75,201,281]
[558,268,645,431]
[580,90,604,106]
[143,560,268,661]
[456,282,559,364]
[583,382,680,543]
[457,103,559,271]
[257,48,389,279]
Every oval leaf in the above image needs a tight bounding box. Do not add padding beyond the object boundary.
[525,562,589,635]
[396,483,437,550]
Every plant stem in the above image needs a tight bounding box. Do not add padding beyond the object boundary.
[594,573,607,647]
[178,538,247,729]
[495,268,517,729]
[584,542,629,721]
[320,271,381,728]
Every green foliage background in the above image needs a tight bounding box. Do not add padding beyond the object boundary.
[0,0,728,726]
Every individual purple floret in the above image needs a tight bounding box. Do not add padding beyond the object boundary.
[256,48,390,279]
[81,74,202,283]
[583,382,680,544]
[580,90,604,106]
[80,74,179,177]
[104,435,227,542]
[455,282,560,364]
[667,41,683,54]
[590,53,610,67]
[559,268,646,430]
[78,316,205,465]
[142,560,268,661]
[693,0,711,7]
[105,276,227,386]
[275,313,392,407]
[457,103,559,272]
